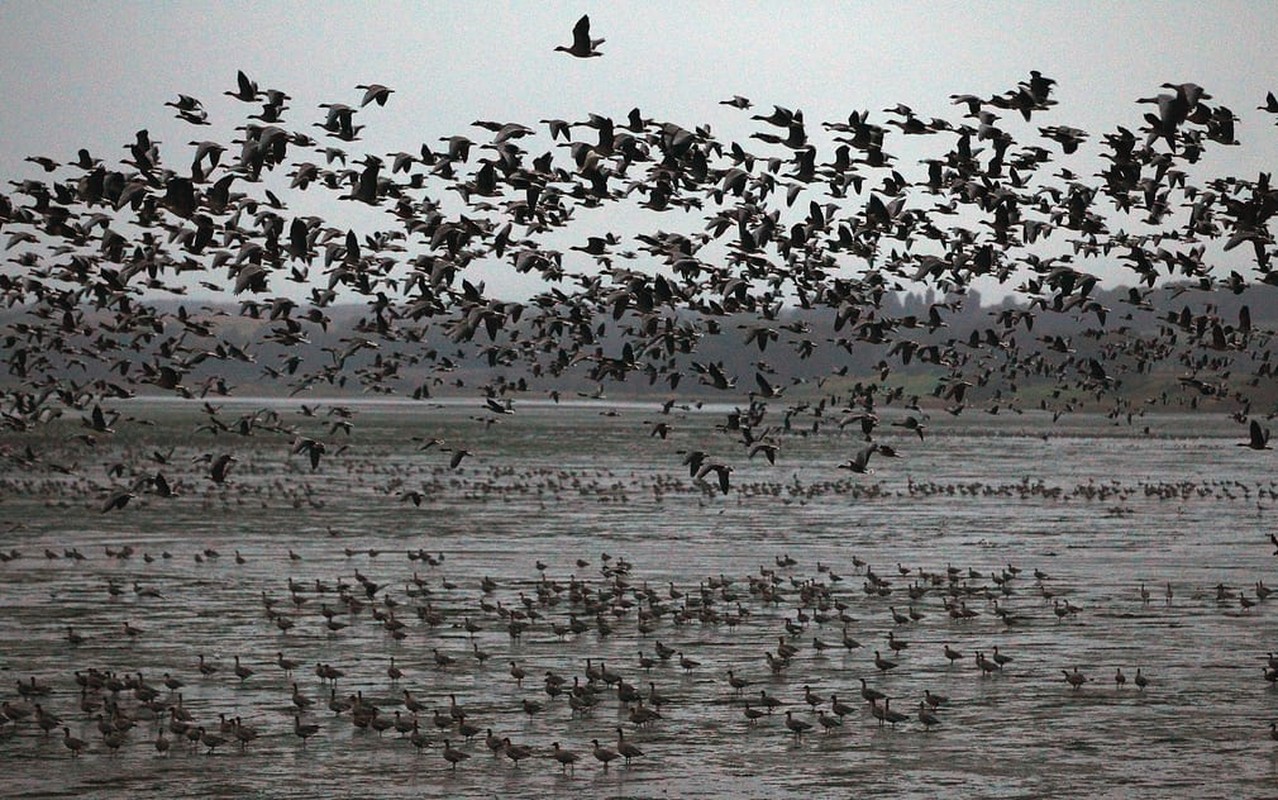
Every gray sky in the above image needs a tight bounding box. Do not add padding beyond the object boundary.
[2,1,1277,298]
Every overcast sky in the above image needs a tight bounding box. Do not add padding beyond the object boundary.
[2,2,1277,298]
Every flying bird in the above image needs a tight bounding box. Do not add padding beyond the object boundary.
[101,489,136,513]
[292,437,326,470]
[210,454,237,483]
[355,83,394,107]
[696,462,733,494]
[1241,419,1272,450]
[556,14,604,58]
[838,444,878,474]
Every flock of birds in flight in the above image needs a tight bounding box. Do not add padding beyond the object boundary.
[0,14,1276,493]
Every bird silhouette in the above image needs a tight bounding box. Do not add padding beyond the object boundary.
[556,14,604,58]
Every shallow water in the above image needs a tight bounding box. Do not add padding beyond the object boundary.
[2,401,1276,798]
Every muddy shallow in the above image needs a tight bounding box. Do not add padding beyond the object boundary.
[2,401,1276,798]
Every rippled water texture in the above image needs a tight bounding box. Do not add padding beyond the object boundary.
[2,400,1277,798]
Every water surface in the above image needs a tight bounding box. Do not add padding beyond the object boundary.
[1,402,1275,798]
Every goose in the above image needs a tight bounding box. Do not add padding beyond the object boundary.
[891,415,927,441]
[442,739,470,770]
[874,650,898,671]
[168,707,190,736]
[62,727,87,757]
[882,699,909,727]
[1064,668,1087,690]
[102,728,126,756]
[838,444,877,473]
[277,652,300,673]
[817,710,842,733]
[522,698,545,718]
[991,646,1013,669]
[758,689,782,713]
[392,711,415,737]
[552,741,579,773]
[432,709,454,731]
[503,737,533,766]
[615,727,643,765]
[329,691,353,715]
[199,726,227,753]
[803,684,823,709]
[647,682,668,708]
[401,690,426,714]
[592,738,620,769]
[630,701,663,728]
[567,692,594,715]
[155,728,171,756]
[1115,668,1127,688]
[509,661,527,686]
[742,703,765,724]
[870,698,888,725]
[784,710,813,739]
[1134,668,1149,691]
[409,720,431,752]
[975,652,1000,675]
[355,83,393,108]
[860,679,887,703]
[555,15,604,58]
[1240,419,1271,450]
[34,703,60,735]
[232,717,259,750]
[293,714,320,744]
[209,453,236,483]
[485,728,504,755]
[918,702,942,730]
[777,637,799,659]
[585,659,603,682]
[830,694,856,718]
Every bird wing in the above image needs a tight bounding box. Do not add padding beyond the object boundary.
[572,15,592,49]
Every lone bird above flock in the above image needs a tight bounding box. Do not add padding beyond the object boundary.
[556,14,604,58]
